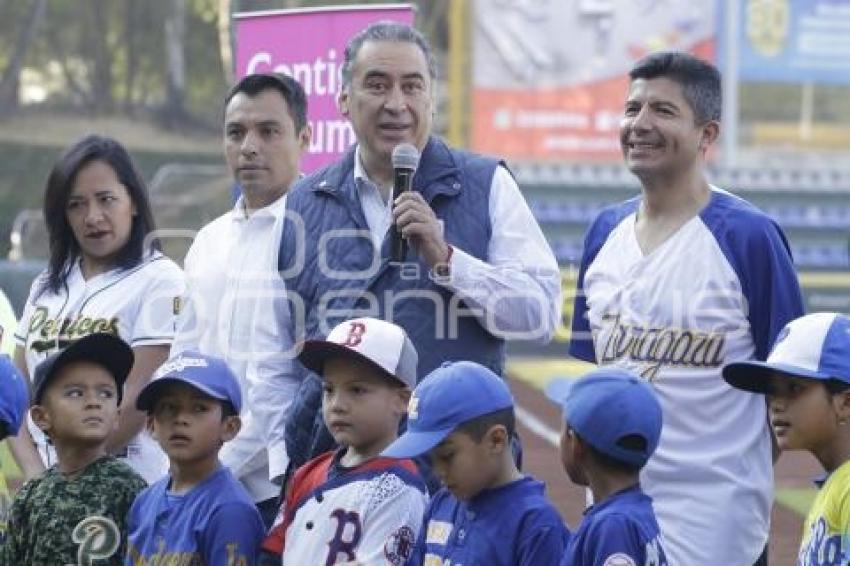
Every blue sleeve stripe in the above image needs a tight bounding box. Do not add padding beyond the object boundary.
[699,190,805,360]
[569,199,639,362]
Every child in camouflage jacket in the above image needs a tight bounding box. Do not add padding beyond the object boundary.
[0,334,147,565]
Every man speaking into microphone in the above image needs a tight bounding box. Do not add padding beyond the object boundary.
[277,21,560,486]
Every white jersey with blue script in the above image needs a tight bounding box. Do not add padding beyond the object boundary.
[409,476,570,566]
[798,460,850,565]
[561,485,667,566]
[570,187,804,565]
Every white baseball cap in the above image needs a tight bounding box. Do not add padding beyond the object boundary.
[723,312,850,393]
[298,317,418,389]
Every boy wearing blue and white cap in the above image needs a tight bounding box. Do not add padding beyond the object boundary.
[125,351,264,564]
[723,312,850,565]
[545,368,667,565]
[382,360,569,565]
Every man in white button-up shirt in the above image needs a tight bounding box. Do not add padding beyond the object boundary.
[171,73,310,525]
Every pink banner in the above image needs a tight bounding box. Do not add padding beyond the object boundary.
[235,5,414,172]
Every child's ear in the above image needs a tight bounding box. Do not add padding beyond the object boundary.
[486,424,510,454]
[145,414,157,438]
[221,415,241,442]
[833,390,850,424]
[30,405,51,435]
[396,388,412,413]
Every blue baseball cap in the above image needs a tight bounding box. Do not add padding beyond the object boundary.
[137,351,242,414]
[381,361,514,459]
[0,355,28,435]
[545,368,663,468]
[724,313,850,394]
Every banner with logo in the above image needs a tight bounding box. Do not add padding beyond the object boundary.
[470,0,716,163]
[730,0,850,84]
[235,5,414,172]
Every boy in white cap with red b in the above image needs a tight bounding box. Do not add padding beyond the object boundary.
[259,317,427,565]
[723,312,850,565]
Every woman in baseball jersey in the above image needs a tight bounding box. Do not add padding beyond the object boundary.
[8,134,184,485]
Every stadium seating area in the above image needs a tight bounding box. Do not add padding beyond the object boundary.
[515,164,850,270]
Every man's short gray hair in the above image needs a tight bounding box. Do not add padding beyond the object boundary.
[340,21,437,88]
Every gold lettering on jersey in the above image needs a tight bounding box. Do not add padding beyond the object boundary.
[27,307,119,353]
[425,520,452,545]
[126,539,199,565]
[424,555,450,566]
[599,314,725,380]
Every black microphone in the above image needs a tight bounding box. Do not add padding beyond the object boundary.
[390,143,420,263]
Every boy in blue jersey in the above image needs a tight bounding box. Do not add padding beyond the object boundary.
[546,368,667,566]
[383,360,569,565]
[125,351,264,565]
[0,355,28,543]
[723,313,850,565]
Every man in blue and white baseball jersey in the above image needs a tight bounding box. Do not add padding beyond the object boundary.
[569,51,804,565]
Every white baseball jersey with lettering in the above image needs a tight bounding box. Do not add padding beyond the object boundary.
[15,251,184,484]
[261,449,427,565]
[570,188,804,565]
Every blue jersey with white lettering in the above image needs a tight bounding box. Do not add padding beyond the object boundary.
[569,188,803,565]
[561,485,666,566]
[408,476,569,566]
[125,465,264,565]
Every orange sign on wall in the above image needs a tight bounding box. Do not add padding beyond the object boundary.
[471,1,716,163]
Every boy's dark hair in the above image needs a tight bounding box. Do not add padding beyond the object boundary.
[224,72,308,133]
[825,379,850,396]
[629,50,721,124]
[575,429,644,475]
[221,400,237,419]
[456,407,515,442]
[0,421,8,442]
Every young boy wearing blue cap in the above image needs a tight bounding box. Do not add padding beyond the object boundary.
[126,351,265,564]
[0,355,29,543]
[259,317,427,565]
[382,360,569,565]
[723,312,850,565]
[545,367,667,565]
[1,333,147,564]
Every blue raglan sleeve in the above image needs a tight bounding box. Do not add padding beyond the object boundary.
[569,203,636,363]
[717,214,804,360]
[743,219,804,360]
[200,502,265,566]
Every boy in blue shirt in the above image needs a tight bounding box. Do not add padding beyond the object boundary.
[545,368,668,565]
[383,360,569,565]
[126,351,264,565]
[0,355,28,543]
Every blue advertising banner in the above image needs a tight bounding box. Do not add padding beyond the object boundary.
[730,0,850,84]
